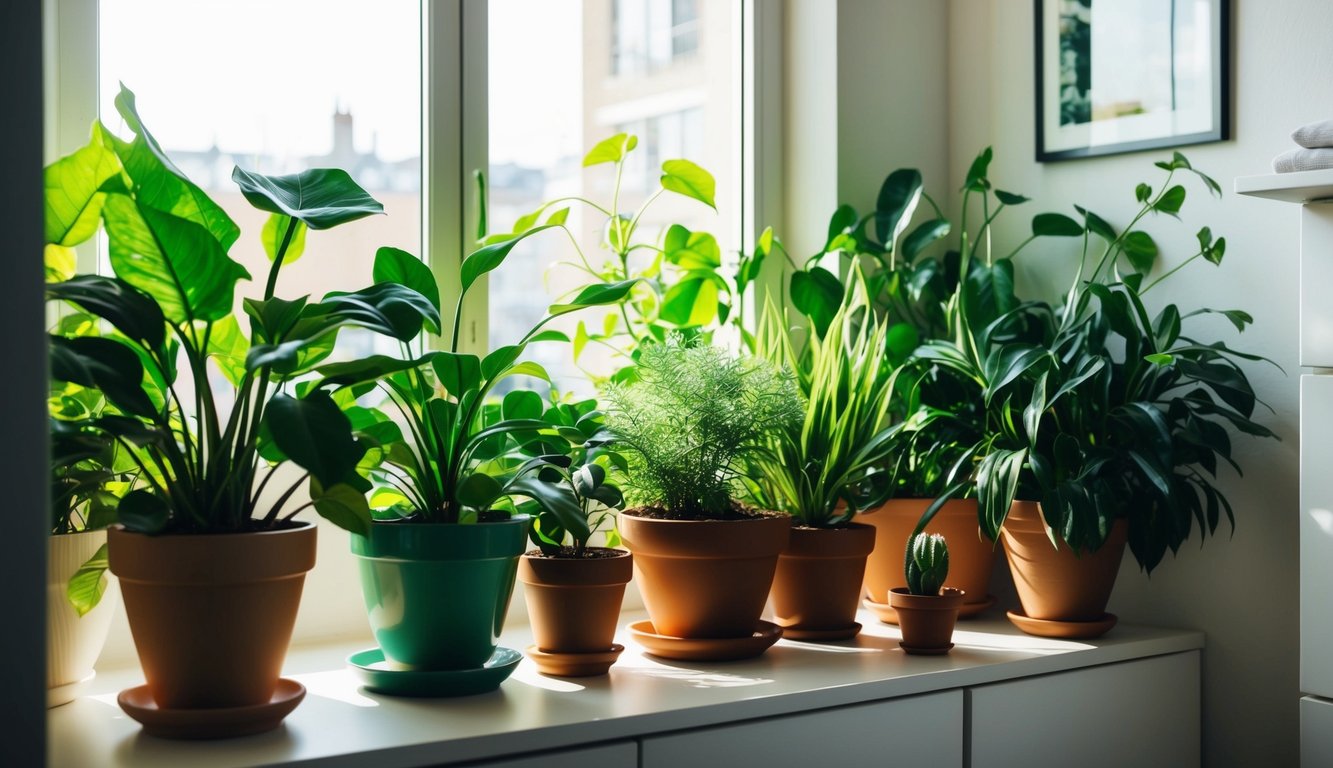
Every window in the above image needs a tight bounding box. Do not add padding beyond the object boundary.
[488,0,738,392]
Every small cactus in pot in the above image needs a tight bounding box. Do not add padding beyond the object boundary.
[889,532,965,654]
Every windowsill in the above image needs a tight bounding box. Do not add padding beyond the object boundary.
[50,609,1203,768]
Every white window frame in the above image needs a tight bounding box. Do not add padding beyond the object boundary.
[45,0,779,650]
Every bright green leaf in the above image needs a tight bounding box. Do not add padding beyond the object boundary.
[660,159,716,210]
[261,214,308,264]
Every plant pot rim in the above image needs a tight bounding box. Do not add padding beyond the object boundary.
[782,522,876,558]
[1003,501,1127,553]
[108,520,315,539]
[107,522,316,585]
[351,514,531,560]
[622,506,787,523]
[888,586,966,609]
[518,548,634,587]
[521,546,631,560]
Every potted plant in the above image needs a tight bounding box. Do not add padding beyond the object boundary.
[45,86,428,735]
[746,274,890,640]
[603,338,802,660]
[916,151,1277,637]
[310,222,636,692]
[890,533,964,654]
[515,401,631,676]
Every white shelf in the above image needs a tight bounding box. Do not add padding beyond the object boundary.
[1234,169,1333,204]
[49,609,1203,768]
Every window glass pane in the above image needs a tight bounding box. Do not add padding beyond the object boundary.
[488,0,738,394]
[98,0,422,367]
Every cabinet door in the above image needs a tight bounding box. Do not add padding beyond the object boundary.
[1302,206,1333,367]
[473,741,636,768]
[1302,375,1333,697]
[969,651,1200,768]
[641,691,963,767]
[1302,696,1333,768]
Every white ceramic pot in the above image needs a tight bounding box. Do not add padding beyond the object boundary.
[48,530,119,707]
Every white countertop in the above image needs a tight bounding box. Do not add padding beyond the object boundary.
[49,609,1203,768]
[1235,169,1333,203]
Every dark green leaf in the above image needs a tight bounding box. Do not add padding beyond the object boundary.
[49,335,156,417]
[316,354,429,389]
[117,490,168,534]
[374,246,441,315]
[265,392,366,487]
[549,279,640,315]
[231,166,384,230]
[460,225,558,294]
[315,282,441,339]
[1074,205,1117,241]
[309,479,371,536]
[1135,183,1152,203]
[47,275,166,349]
[903,219,950,262]
[433,352,482,396]
[1122,231,1159,274]
[875,168,923,245]
[458,473,504,508]
[964,147,993,192]
[1154,185,1187,216]
[503,389,544,420]
[995,190,1029,205]
[790,267,843,336]
[1032,212,1084,238]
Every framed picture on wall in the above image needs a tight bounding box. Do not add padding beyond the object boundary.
[1035,0,1230,162]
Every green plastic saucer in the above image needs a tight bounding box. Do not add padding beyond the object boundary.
[347,646,521,698]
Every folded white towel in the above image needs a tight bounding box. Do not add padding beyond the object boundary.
[1273,147,1333,173]
[1293,118,1333,149]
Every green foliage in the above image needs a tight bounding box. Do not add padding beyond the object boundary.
[905,532,949,596]
[44,85,427,536]
[604,338,803,518]
[747,270,899,527]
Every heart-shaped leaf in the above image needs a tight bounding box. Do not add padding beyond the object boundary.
[116,489,168,534]
[231,166,384,230]
[583,133,638,167]
[1031,212,1084,238]
[309,478,372,536]
[875,168,923,245]
[261,214,308,263]
[374,246,441,315]
[660,159,716,210]
[45,139,122,246]
[663,224,722,268]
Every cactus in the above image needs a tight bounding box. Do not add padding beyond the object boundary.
[905,533,950,596]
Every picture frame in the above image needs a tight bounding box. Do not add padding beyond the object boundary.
[1034,0,1230,162]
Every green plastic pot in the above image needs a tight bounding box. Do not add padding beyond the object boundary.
[350,517,529,670]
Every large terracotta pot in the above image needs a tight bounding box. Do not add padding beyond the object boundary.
[107,523,316,709]
[519,548,632,652]
[351,517,528,670]
[1000,501,1128,622]
[770,524,876,639]
[619,509,791,638]
[889,587,965,654]
[48,530,119,707]
[862,498,996,617]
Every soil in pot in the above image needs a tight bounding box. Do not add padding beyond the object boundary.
[889,587,965,654]
[352,516,528,670]
[861,499,997,619]
[518,547,632,676]
[770,523,876,639]
[1000,501,1127,625]
[48,530,120,707]
[619,505,790,639]
[107,522,316,710]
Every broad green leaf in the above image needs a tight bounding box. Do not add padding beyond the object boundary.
[1122,231,1159,274]
[790,267,843,336]
[261,214,308,263]
[902,219,950,262]
[583,133,638,167]
[244,296,308,342]
[964,147,994,191]
[503,389,544,420]
[660,276,720,327]
[117,490,168,534]
[549,279,639,315]
[1154,185,1187,216]
[374,246,441,314]
[102,194,250,324]
[482,345,524,379]
[1074,205,1117,241]
[460,225,558,294]
[65,543,110,616]
[309,479,372,536]
[265,392,366,488]
[206,315,248,386]
[663,224,722,268]
[660,159,716,210]
[875,168,923,245]
[107,88,241,249]
[47,275,166,348]
[231,166,384,230]
[44,139,121,246]
[824,204,857,251]
[458,473,504,508]
[1031,212,1084,238]
[546,207,570,226]
[45,245,77,282]
[995,189,1030,205]
[49,335,156,417]
[315,282,441,339]
[573,321,589,361]
[1146,353,1174,365]
[432,352,482,396]
[1135,183,1152,203]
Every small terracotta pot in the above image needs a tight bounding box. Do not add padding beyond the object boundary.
[862,498,997,613]
[619,509,791,639]
[107,523,316,709]
[1000,501,1128,622]
[48,530,119,707]
[889,587,965,652]
[770,524,876,637]
[518,548,633,654]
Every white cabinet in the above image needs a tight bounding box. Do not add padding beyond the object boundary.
[1301,696,1333,767]
[476,742,636,768]
[969,652,1200,768]
[641,691,963,767]
[1301,205,1333,367]
[1302,376,1333,699]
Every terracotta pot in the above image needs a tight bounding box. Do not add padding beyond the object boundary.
[48,530,119,707]
[518,548,633,653]
[770,524,876,637]
[889,587,965,652]
[351,517,528,670]
[1000,501,1128,622]
[107,523,316,709]
[619,509,791,638]
[861,498,996,609]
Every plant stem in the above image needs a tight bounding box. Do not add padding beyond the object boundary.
[264,217,299,300]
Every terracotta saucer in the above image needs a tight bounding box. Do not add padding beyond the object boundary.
[347,646,521,697]
[1006,609,1118,639]
[628,620,783,661]
[863,594,997,625]
[780,622,862,641]
[48,671,96,708]
[900,642,954,656]
[526,644,625,677]
[117,678,305,740]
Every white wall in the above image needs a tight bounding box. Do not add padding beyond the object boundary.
[944,1,1333,764]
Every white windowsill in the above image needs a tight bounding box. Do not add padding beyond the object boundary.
[1235,169,1333,204]
[50,609,1203,768]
